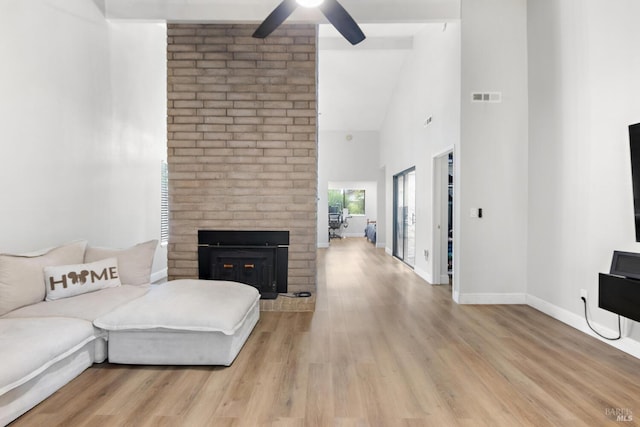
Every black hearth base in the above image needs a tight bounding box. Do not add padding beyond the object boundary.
[259,291,278,300]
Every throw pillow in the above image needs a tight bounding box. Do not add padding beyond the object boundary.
[84,240,158,286]
[0,240,87,316]
[44,258,121,301]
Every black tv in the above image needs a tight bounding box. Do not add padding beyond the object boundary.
[630,123,640,241]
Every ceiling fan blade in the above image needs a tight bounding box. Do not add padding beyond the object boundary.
[319,0,366,45]
[253,0,298,39]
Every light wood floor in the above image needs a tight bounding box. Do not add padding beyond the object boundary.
[12,238,640,426]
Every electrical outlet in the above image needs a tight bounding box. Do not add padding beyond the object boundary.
[424,249,429,260]
[580,289,588,299]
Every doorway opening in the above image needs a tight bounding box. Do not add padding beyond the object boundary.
[393,167,416,267]
[432,149,454,288]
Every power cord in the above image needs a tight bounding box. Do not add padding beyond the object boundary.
[581,296,621,341]
[279,291,312,298]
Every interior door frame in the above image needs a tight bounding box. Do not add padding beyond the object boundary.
[393,166,416,267]
[432,148,454,286]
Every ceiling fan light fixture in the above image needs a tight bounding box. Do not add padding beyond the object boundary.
[254,0,364,45]
[296,0,324,8]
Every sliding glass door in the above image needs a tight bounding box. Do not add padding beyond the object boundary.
[393,167,416,267]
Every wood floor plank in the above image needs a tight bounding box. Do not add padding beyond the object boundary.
[304,363,334,427]
[9,238,640,426]
[354,362,398,427]
[213,330,273,419]
[149,367,211,418]
[332,362,365,418]
[270,331,310,420]
[237,361,287,425]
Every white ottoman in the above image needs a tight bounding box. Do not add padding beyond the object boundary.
[93,279,260,366]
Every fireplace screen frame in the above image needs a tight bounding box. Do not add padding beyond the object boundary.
[198,230,289,299]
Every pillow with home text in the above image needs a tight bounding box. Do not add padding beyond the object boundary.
[44,258,121,301]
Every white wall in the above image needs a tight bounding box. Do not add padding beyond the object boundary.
[457,0,529,302]
[317,131,380,247]
[0,0,167,278]
[528,0,640,352]
[379,23,461,282]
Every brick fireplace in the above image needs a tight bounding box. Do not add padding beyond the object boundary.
[166,24,317,299]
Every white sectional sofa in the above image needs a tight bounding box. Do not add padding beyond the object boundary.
[0,240,259,426]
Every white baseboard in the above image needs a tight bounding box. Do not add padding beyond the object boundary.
[458,293,527,304]
[452,289,461,303]
[150,268,168,284]
[414,266,433,284]
[526,294,640,359]
[385,247,393,256]
[376,241,385,249]
[317,242,329,248]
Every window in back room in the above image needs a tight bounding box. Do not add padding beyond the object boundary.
[328,189,365,215]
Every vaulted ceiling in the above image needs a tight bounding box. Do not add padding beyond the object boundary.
[103,0,460,131]
[318,23,432,131]
[103,0,460,22]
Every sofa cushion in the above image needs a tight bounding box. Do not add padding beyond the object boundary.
[94,279,260,335]
[0,240,87,316]
[0,317,95,396]
[2,284,150,322]
[44,258,121,301]
[84,240,157,286]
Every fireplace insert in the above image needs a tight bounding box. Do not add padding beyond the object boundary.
[198,230,289,299]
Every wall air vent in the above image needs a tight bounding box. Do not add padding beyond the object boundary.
[471,92,502,103]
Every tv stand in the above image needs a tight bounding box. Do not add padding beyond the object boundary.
[598,273,640,323]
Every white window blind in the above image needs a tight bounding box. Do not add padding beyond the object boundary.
[161,160,169,244]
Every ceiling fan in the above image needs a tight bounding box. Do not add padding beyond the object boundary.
[252,0,366,45]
